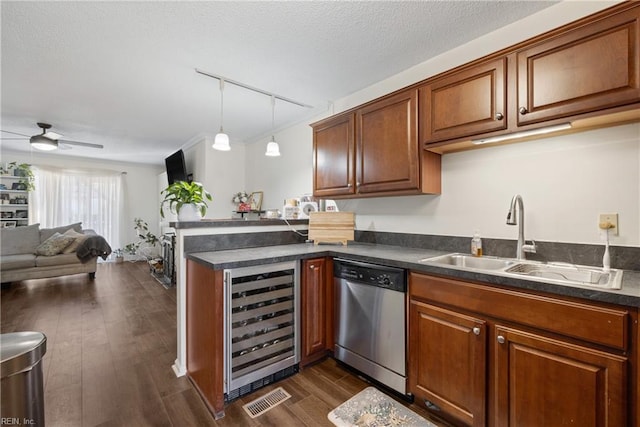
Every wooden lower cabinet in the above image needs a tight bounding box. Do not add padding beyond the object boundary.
[300,257,332,367]
[186,259,225,418]
[409,300,486,426]
[408,272,634,427]
[494,325,627,427]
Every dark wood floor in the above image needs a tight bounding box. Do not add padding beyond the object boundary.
[1,262,449,426]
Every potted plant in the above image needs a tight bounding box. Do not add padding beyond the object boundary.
[113,248,124,263]
[161,181,212,221]
[115,218,160,262]
[2,162,35,191]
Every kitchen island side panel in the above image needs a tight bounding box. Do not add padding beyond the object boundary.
[186,259,225,419]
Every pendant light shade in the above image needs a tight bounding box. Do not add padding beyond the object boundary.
[265,137,280,157]
[212,131,230,151]
[212,79,230,151]
[265,96,281,157]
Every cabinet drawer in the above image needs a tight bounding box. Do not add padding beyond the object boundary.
[409,273,630,351]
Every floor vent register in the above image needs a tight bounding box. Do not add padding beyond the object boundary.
[242,387,292,418]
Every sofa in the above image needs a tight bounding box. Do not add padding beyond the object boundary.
[0,222,111,284]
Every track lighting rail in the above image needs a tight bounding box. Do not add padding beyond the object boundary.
[195,68,313,109]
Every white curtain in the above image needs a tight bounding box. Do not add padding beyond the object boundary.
[30,166,123,250]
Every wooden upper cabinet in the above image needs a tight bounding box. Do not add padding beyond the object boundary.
[356,89,420,194]
[313,113,355,197]
[312,88,440,198]
[409,300,486,427]
[494,325,627,427]
[517,6,640,126]
[421,57,507,143]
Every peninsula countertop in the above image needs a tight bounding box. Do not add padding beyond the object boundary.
[186,242,640,307]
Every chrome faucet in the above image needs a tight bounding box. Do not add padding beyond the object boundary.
[506,194,537,260]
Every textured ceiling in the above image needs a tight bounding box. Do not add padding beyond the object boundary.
[1,1,558,165]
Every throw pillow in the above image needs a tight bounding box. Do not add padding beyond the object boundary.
[61,229,89,254]
[34,232,76,256]
[40,222,82,243]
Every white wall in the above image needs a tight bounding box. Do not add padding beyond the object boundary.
[245,124,313,211]
[240,0,640,247]
[339,123,640,246]
[184,136,247,218]
[0,149,163,249]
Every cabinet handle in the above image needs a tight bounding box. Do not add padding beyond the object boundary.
[309,265,315,270]
[518,107,528,115]
[347,183,352,188]
[356,182,361,187]
[472,327,481,336]
[497,335,506,344]
[495,112,504,120]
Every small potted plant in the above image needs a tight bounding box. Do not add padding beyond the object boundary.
[161,181,212,221]
[232,191,250,212]
[113,248,125,263]
[2,162,35,191]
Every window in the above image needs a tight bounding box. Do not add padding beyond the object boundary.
[30,166,123,250]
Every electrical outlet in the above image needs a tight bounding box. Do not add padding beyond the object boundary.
[599,213,618,236]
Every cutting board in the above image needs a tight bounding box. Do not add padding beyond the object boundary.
[308,212,355,245]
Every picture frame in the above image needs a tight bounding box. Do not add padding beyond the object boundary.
[3,221,16,228]
[11,182,27,191]
[249,191,263,211]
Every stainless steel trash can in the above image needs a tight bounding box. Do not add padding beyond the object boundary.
[1,332,47,426]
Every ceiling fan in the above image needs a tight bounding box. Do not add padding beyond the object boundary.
[0,122,104,151]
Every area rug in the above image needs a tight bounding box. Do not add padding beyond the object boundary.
[328,387,439,427]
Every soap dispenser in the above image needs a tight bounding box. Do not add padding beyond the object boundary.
[471,231,483,257]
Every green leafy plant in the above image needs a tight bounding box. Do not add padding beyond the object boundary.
[160,181,212,218]
[116,218,159,260]
[2,162,35,191]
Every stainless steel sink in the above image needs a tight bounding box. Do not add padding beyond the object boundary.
[505,263,623,289]
[420,253,517,270]
[419,253,623,290]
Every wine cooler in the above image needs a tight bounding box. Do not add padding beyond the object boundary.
[224,261,299,401]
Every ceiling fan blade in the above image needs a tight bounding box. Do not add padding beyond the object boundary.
[1,130,30,137]
[58,139,104,149]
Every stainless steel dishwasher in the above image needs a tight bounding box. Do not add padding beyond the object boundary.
[334,258,407,394]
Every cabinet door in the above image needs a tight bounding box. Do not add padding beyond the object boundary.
[421,57,507,143]
[312,113,355,197]
[409,300,487,426]
[517,6,640,126]
[300,258,327,366]
[494,325,627,427]
[356,89,420,194]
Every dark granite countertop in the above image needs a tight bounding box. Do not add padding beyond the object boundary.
[187,242,640,307]
[170,218,309,229]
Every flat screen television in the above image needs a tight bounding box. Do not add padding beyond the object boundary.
[165,149,188,185]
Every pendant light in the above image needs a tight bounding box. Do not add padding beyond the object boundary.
[212,79,230,151]
[265,95,281,157]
